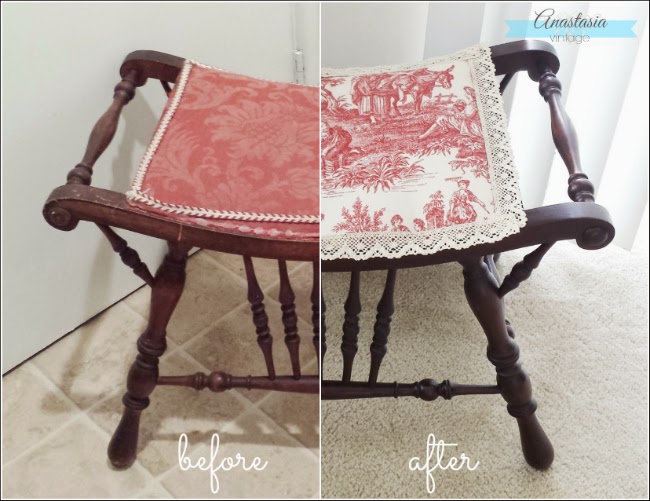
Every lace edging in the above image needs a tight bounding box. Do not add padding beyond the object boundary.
[321,44,527,260]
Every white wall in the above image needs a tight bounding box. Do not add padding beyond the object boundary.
[321,2,429,67]
[2,2,319,371]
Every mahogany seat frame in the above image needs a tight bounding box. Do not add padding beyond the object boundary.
[320,40,615,471]
[43,50,319,469]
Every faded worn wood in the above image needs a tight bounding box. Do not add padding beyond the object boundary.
[108,242,188,469]
[278,260,300,379]
[498,243,555,297]
[160,80,172,96]
[158,372,318,394]
[67,70,139,186]
[44,184,319,259]
[322,379,500,400]
[243,256,275,380]
[368,269,397,386]
[96,224,154,286]
[341,271,361,382]
[45,49,320,474]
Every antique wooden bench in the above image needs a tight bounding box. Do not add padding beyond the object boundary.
[320,40,615,470]
[43,50,320,469]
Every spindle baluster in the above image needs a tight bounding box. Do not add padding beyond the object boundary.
[321,289,327,367]
[368,269,397,386]
[311,261,320,365]
[341,271,361,383]
[243,256,275,380]
[278,260,300,379]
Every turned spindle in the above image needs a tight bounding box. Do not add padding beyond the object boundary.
[538,66,595,203]
[341,271,361,383]
[368,269,397,386]
[67,70,139,186]
[108,243,187,469]
[278,260,300,379]
[311,261,320,365]
[498,243,554,297]
[243,256,275,380]
[96,224,154,286]
[461,256,554,470]
[321,289,327,366]
[158,372,319,394]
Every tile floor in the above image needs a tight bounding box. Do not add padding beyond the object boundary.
[2,251,320,498]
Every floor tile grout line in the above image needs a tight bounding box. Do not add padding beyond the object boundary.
[252,403,320,461]
[129,478,175,500]
[201,250,309,295]
[15,362,155,485]
[2,363,87,468]
[152,403,318,485]
[74,410,159,485]
[174,292,315,357]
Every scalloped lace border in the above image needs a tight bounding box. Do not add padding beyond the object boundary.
[321,44,526,260]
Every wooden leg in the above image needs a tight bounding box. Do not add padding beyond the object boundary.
[460,257,554,470]
[108,243,187,469]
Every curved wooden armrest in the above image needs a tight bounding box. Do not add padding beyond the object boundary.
[321,202,614,272]
[490,40,559,79]
[43,184,318,261]
[120,50,185,86]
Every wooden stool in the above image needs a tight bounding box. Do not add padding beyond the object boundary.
[320,40,615,470]
[43,51,320,469]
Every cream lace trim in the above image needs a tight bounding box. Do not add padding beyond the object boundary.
[321,44,526,260]
[126,60,319,224]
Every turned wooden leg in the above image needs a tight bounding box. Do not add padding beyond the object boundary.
[460,257,554,470]
[108,243,188,469]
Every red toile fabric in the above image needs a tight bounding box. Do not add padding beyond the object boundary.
[321,45,526,260]
[127,60,319,240]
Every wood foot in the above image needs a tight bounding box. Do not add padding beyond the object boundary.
[461,257,554,470]
[107,399,145,469]
[107,243,187,468]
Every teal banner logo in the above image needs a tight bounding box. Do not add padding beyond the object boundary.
[506,8,637,40]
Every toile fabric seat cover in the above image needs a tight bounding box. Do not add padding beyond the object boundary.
[127,60,320,240]
[320,45,526,260]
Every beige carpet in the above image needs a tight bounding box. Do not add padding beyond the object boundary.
[321,240,648,498]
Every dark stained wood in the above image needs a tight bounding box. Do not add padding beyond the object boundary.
[158,372,318,394]
[45,49,319,472]
[321,289,327,366]
[44,185,318,260]
[243,256,276,380]
[460,256,554,470]
[321,41,615,471]
[322,379,500,400]
[278,260,301,379]
[538,66,595,203]
[368,269,397,386]
[108,242,188,469]
[498,243,554,297]
[96,224,154,286]
[322,202,613,272]
[311,261,320,364]
[341,271,361,382]
[499,73,514,94]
